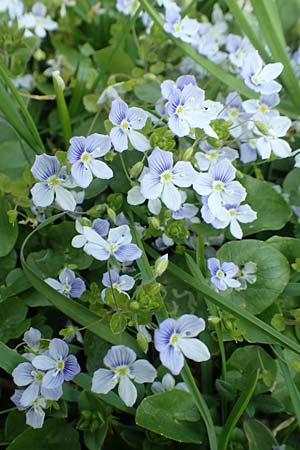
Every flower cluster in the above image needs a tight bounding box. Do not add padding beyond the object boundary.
[208,257,257,291]
[11,329,80,428]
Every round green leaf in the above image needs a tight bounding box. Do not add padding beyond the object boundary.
[217,240,290,314]
[0,198,18,257]
[238,175,291,235]
[136,390,204,443]
[267,236,300,263]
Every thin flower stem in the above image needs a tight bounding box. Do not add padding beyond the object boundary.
[119,154,132,184]
[0,407,16,415]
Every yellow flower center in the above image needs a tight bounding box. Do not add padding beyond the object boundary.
[81,151,90,163]
[170,333,179,345]
[176,105,184,115]
[161,170,172,183]
[213,181,224,192]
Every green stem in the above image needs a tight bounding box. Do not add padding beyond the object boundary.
[52,74,72,149]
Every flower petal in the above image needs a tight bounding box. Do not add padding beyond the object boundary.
[71,161,93,188]
[49,338,69,360]
[89,159,113,179]
[140,173,162,200]
[86,133,111,156]
[178,338,211,362]
[161,182,181,211]
[109,97,128,126]
[31,182,54,207]
[127,107,148,129]
[130,360,157,383]
[91,368,118,393]
[32,355,55,371]
[154,318,176,352]
[172,161,196,187]
[176,314,206,337]
[55,186,76,211]
[20,381,40,407]
[31,154,60,181]
[114,243,142,262]
[128,130,150,152]
[26,406,45,429]
[42,369,64,389]
[104,345,136,369]
[159,346,184,376]
[67,136,86,163]
[118,375,137,407]
[70,278,86,298]
[12,362,34,386]
[110,127,128,152]
[63,355,81,380]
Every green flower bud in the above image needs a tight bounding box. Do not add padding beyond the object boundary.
[154,254,168,278]
[129,161,144,178]
[107,207,116,222]
[255,121,270,134]
[137,331,149,353]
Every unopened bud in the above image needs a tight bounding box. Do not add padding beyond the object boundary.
[129,161,143,178]
[255,121,270,134]
[154,254,168,277]
[52,70,65,91]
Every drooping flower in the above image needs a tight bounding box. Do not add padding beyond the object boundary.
[207,257,241,291]
[32,338,80,389]
[45,268,86,298]
[23,328,41,352]
[71,218,110,249]
[140,147,197,211]
[11,390,47,429]
[82,224,142,263]
[12,361,62,408]
[101,269,135,299]
[236,261,257,290]
[154,314,210,375]
[241,51,283,95]
[193,160,246,219]
[31,154,76,211]
[67,134,113,188]
[109,98,150,152]
[151,373,188,394]
[92,345,157,406]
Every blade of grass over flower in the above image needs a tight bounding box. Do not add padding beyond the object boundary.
[139,0,258,99]
[20,213,141,354]
[144,244,300,356]
[219,370,259,450]
[251,0,300,111]
[52,72,72,149]
[128,214,218,450]
[275,347,300,429]
[225,0,270,62]
[0,62,44,153]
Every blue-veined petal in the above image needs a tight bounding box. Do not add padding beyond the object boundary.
[118,375,137,406]
[31,182,54,207]
[178,338,210,362]
[92,368,118,393]
[129,360,157,383]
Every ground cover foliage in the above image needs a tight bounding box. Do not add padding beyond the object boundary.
[1,0,300,449]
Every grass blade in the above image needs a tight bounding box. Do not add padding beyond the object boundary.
[0,62,44,153]
[251,0,300,111]
[52,72,72,149]
[69,58,90,117]
[139,0,258,99]
[219,370,259,450]
[20,212,140,353]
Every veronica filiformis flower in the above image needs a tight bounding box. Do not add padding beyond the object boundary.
[19,2,57,38]
[101,269,135,299]
[31,154,77,211]
[140,147,197,211]
[92,345,157,406]
[72,218,109,249]
[226,34,254,69]
[163,2,200,46]
[193,160,246,219]
[11,390,47,429]
[253,114,292,159]
[109,98,150,152]
[241,51,283,95]
[207,258,241,291]
[195,142,238,171]
[67,134,113,188]
[82,224,142,263]
[32,338,80,389]
[154,315,210,375]
[151,373,188,394]
[45,268,86,298]
[209,203,257,239]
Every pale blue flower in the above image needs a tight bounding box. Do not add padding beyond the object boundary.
[82,224,142,263]
[92,345,157,406]
[253,114,292,159]
[236,261,257,290]
[164,2,200,46]
[72,218,109,248]
[109,98,150,152]
[45,268,86,298]
[67,134,113,188]
[0,0,23,19]
[31,154,76,211]
[207,258,241,291]
[12,361,62,408]
[102,269,135,299]
[195,143,238,171]
[166,84,222,138]
[154,315,210,375]
[116,0,139,15]
[226,34,254,68]
[241,51,283,95]
[242,93,280,117]
[193,160,246,219]
[151,373,188,394]
[11,390,47,429]
[210,203,257,239]
[161,75,196,100]
[32,338,80,389]
[140,147,196,211]
[23,328,41,352]
[19,2,57,38]
[172,191,198,220]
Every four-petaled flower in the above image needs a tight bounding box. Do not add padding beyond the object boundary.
[45,268,86,298]
[207,257,241,291]
[140,147,196,211]
[109,98,150,152]
[32,338,80,389]
[92,345,157,406]
[11,390,47,429]
[101,269,135,299]
[241,51,283,95]
[31,154,76,211]
[67,134,113,188]
[72,218,110,249]
[82,224,142,263]
[154,314,210,375]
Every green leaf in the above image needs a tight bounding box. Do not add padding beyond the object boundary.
[0,198,18,257]
[5,411,27,442]
[243,419,277,450]
[69,58,90,117]
[6,419,80,450]
[84,423,108,450]
[93,46,134,75]
[267,236,300,263]
[239,175,291,235]
[110,312,127,334]
[217,240,290,314]
[20,213,140,353]
[219,370,259,450]
[134,81,161,103]
[0,249,17,282]
[0,341,24,373]
[0,297,29,343]
[139,0,258,99]
[135,390,204,443]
